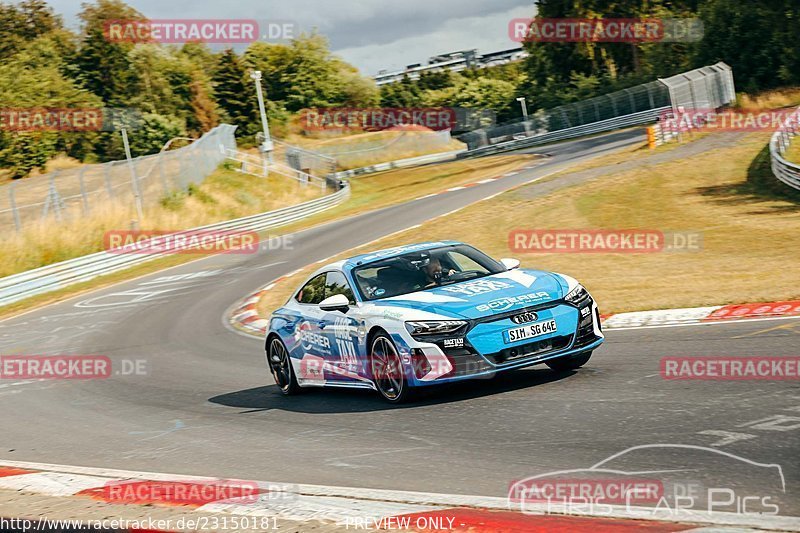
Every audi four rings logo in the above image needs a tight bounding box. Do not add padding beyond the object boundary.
[511,312,538,324]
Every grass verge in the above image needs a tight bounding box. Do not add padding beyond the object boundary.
[275,154,538,236]
[0,162,322,278]
[783,137,800,165]
[0,154,536,319]
[257,132,800,317]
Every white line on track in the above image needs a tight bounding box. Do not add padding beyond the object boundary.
[0,459,798,531]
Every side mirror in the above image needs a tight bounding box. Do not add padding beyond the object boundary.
[319,294,350,313]
[500,258,520,270]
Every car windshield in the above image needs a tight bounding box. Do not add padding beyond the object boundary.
[352,244,504,301]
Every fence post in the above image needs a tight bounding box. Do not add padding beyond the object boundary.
[104,163,115,199]
[158,151,168,193]
[78,167,90,214]
[8,181,21,232]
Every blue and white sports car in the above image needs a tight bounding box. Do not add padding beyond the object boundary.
[265,241,603,402]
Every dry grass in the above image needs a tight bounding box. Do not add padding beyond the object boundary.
[0,164,322,278]
[783,138,800,164]
[283,129,466,170]
[1,153,535,318]
[737,88,800,110]
[258,132,800,317]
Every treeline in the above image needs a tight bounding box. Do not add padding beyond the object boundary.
[1,0,798,178]
[0,0,382,178]
[386,0,800,120]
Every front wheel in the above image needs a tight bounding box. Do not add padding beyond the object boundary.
[267,337,301,395]
[546,351,592,371]
[370,333,413,403]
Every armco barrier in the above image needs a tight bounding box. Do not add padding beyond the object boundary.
[0,184,350,307]
[327,149,467,181]
[461,107,668,158]
[769,105,800,191]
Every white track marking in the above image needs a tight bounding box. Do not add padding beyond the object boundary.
[0,460,798,530]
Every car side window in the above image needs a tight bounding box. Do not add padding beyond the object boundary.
[296,274,327,304]
[325,271,355,304]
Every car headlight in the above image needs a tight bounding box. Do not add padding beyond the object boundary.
[405,320,468,336]
[564,284,590,304]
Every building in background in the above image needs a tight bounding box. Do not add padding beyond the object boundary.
[374,47,527,85]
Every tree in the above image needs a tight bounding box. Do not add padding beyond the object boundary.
[212,48,257,133]
[379,74,423,107]
[0,34,103,177]
[0,0,61,59]
[70,0,144,105]
[694,0,800,92]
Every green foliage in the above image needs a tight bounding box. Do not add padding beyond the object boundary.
[212,49,257,135]
[423,77,517,114]
[694,0,800,92]
[0,0,62,60]
[0,0,797,179]
[127,113,185,157]
[186,182,215,204]
[159,189,186,210]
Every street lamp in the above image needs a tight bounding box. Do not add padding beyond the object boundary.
[516,97,529,120]
[250,70,273,172]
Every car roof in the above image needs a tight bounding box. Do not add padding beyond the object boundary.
[342,241,463,270]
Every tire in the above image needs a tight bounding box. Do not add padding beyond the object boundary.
[546,351,592,372]
[267,337,301,395]
[369,332,413,403]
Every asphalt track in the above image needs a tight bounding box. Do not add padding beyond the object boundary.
[1,129,798,517]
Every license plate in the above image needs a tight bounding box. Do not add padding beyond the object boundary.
[505,319,557,343]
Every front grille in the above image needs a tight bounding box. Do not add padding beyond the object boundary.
[485,334,573,365]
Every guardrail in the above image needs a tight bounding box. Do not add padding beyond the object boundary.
[769,106,800,191]
[327,149,467,180]
[222,148,327,190]
[460,107,667,158]
[0,184,350,307]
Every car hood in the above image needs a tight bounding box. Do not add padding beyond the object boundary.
[375,269,564,320]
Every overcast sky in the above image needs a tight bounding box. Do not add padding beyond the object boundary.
[33,0,535,75]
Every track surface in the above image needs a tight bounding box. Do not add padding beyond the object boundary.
[2,129,798,516]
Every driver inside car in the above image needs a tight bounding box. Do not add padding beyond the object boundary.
[422,256,456,288]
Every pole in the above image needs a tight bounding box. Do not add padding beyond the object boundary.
[516,97,528,120]
[121,128,144,222]
[251,70,273,175]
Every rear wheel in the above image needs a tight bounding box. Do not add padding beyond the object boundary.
[267,337,301,395]
[370,333,412,403]
[546,351,592,371]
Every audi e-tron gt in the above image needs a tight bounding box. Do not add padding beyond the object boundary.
[265,241,603,402]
